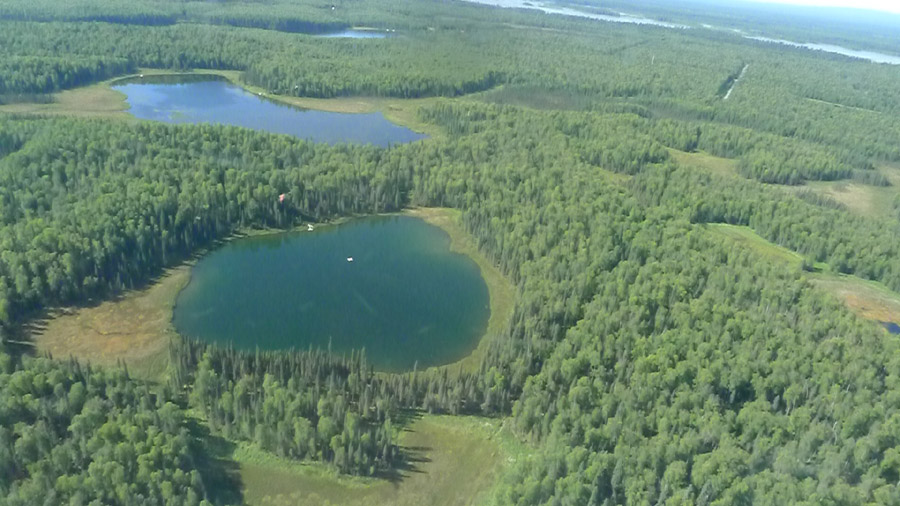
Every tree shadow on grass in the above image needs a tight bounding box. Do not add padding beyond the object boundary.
[395,408,423,431]
[186,417,245,506]
[376,448,432,485]
[375,409,436,486]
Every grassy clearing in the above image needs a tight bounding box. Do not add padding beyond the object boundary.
[668,149,739,177]
[782,163,900,220]
[878,163,900,186]
[286,95,443,138]
[405,207,516,374]
[707,223,900,328]
[805,97,880,115]
[668,150,900,221]
[24,229,278,380]
[0,81,130,118]
[235,414,524,506]
[808,274,900,324]
[596,167,634,186]
[475,84,596,111]
[705,224,805,268]
[28,266,189,382]
[796,180,896,219]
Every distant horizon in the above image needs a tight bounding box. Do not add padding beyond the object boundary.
[745,0,900,14]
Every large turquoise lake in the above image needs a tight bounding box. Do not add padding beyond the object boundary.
[173,216,491,371]
[113,76,426,146]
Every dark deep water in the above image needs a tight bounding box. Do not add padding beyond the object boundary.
[114,76,426,147]
[173,216,491,371]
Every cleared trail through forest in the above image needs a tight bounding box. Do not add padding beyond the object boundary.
[723,64,749,100]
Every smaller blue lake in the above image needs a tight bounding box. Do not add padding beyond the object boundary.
[882,321,900,335]
[113,76,426,147]
[319,29,389,38]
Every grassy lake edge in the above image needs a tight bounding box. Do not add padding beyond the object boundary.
[31,208,513,379]
[0,68,444,138]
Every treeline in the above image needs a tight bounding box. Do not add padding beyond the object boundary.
[0,0,177,26]
[244,50,507,98]
[0,0,604,33]
[203,15,346,35]
[0,346,214,505]
[0,118,38,159]
[0,56,134,95]
[174,342,398,476]
[0,0,348,33]
[420,104,670,174]
[641,118,872,185]
[172,340,507,475]
[694,122,867,184]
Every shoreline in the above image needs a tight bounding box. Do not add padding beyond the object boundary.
[0,67,444,138]
[30,208,514,380]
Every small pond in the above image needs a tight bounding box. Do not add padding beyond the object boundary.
[173,216,491,371]
[114,75,426,146]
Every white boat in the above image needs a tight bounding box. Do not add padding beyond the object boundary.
[307,224,314,231]
[347,257,354,262]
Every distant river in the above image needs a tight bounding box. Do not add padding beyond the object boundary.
[461,0,687,28]
[464,0,900,65]
[173,216,491,371]
[114,76,426,146]
[746,36,900,65]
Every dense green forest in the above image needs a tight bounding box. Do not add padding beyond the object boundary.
[0,344,214,505]
[3,4,898,177]
[1,0,900,504]
[2,100,899,503]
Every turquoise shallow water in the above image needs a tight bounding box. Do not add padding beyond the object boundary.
[114,77,426,146]
[173,216,491,371]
